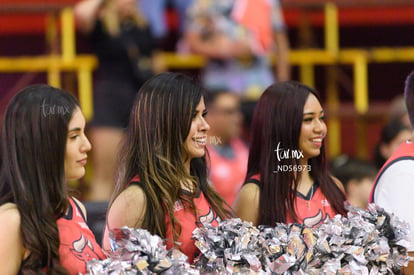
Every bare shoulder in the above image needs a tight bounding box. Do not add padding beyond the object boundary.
[0,203,25,273]
[233,183,261,226]
[0,203,20,228]
[107,185,147,229]
[0,203,22,246]
[237,183,260,201]
[103,185,147,251]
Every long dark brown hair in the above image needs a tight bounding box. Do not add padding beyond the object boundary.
[110,72,231,242]
[246,81,346,225]
[0,84,79,274]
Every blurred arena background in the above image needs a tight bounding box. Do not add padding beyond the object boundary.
[1,0,414,181]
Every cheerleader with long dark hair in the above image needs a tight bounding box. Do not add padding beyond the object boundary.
[234,81,347,228]
[0,85,105,274]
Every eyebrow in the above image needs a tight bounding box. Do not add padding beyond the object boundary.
[303,110,325,116]
[68,127,81,133]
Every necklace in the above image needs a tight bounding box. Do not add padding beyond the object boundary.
[307,184,314,209]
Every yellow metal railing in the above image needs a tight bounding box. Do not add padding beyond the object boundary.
[0,6,96,121]
[61,7,75,62]
[0,54,97,120]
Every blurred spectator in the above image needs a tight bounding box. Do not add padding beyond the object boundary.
[330,155,377,210]
[373,119,412,169]
[138,0,193,44]
[138,0,167,40]
[389,94,411,128]
[184,0,290,100]
[205,91,248,206]
[74,0,163,201]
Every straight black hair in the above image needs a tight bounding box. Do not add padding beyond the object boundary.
[246,81,346,225]
[0,84,79,273]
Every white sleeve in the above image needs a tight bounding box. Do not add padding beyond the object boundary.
[374,159,414,251]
